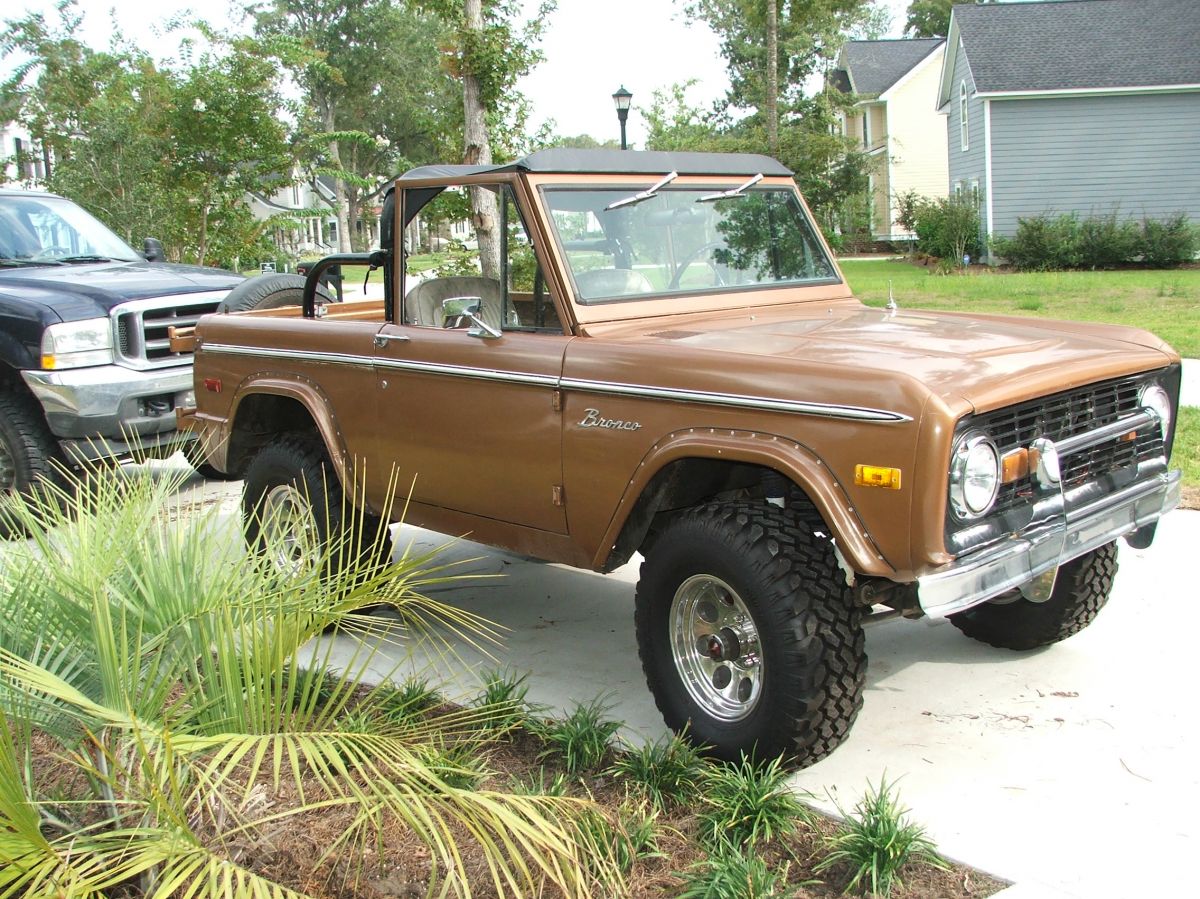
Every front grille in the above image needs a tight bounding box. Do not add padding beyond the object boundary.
[111,294,224,370]
[975,375,1164,518]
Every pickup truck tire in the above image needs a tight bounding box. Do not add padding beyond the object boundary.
[242,433,391,582]
[0,386,66,537]
[635,502,865,765]
[216,274,333,314]
[948,542,1118,650]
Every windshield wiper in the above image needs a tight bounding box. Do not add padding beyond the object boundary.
[58,255,115,264]
[604,171,679,211]
[0,258,62,267]
[696,173,764,203]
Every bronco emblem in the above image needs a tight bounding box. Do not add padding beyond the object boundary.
[578,408,642,431]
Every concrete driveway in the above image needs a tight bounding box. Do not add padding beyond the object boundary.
[173,458,1195,898]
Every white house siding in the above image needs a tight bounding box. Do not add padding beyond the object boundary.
[883,44,949,238]
[989,91,1200,237]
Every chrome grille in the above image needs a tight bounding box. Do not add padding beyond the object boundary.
[964,374,1166,526]
[111,293,225,370]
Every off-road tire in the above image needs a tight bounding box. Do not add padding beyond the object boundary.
[634,501,866,765]
[216,273,334,314]
[949,543,1118,650]
[242,433,391,583]
[0,386,66,538]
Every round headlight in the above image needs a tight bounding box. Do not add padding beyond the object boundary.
[950,432,1001,519]
[1139,383,1172,438]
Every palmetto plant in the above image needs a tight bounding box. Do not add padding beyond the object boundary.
[0,465,621,898]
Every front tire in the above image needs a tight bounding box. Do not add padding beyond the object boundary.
[242,433,391,582]
[635,502,866,765]
[949,543,1118,650]
[0,386,66,538]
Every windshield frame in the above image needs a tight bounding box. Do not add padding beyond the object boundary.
[0,193,142,264]
[536,178,842,309]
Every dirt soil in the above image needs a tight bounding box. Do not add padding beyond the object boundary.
[1180,484,1199,511]
[33,719,1007,898]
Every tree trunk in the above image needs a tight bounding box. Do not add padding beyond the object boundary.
[321,101,353,254]
[766,0,779,155]
[462,0,501,281]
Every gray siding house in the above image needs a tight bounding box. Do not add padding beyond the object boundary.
[936,0,1200,258]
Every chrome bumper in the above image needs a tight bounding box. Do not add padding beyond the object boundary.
[919,413,1181,619]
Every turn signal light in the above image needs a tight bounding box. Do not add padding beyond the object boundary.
[203,377,222,393]
[1001,448,1029,484]
[855,464,901,490]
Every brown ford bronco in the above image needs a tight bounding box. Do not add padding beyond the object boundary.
[179,149,1182,765]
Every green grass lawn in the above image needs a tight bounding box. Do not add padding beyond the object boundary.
[839,259,1200,358]
[1174,407,1200,494]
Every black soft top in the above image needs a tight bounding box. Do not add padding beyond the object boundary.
[400,148,792,181]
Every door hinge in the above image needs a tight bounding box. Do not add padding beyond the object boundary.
[551,485,565,507]
[551,389,563,412]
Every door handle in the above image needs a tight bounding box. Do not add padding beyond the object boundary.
[374,333,410,348]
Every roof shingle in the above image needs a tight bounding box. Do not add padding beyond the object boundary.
[836,39,944,96]
[955,0,1200,93]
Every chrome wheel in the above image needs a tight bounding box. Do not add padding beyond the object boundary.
[669,574,763,721]
[260,483,320,576]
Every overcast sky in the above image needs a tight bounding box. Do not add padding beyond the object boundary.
[4,0,913,147]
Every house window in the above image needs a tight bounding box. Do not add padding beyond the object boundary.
[861,111,870,149]
[960,80,969,152]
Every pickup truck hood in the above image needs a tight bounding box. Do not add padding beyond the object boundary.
[589,302,1178,414]
[0,261,242,323]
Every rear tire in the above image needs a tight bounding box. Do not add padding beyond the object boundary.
[0,386,66,538]
[216,273,334,314]
[242,433,391,582]
[635,502,865,765]
[949,543,1118,650]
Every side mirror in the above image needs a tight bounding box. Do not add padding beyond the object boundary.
[143,237,165,262]
[441,296,501,339]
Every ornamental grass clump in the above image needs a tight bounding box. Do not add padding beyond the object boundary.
[816,775,947,897]
[608,731,706,811]
[0,463,622,898]
[674,843,789,899]
[695,754,810,850]
[537,696,623,774]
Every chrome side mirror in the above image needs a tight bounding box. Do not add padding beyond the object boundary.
[441,296,501,339]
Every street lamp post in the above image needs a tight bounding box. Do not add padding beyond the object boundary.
[612,86,632,150]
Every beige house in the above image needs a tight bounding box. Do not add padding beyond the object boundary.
[831,39,949,241]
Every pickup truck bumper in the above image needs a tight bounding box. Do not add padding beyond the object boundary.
[918,463,1181,619]
[21,365,196,463]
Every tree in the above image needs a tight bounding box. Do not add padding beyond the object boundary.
[419,0,554,278]
[904,0,954,37]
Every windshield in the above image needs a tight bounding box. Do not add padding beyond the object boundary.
[543,185,838,304]
[0,194,141,264]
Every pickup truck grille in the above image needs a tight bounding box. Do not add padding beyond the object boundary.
[979,374,1165,518]
[112,293,225,370]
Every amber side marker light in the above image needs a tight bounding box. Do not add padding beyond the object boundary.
[855,464,901,490]
[1001,448,1029,484]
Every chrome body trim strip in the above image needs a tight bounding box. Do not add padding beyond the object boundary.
[202,342,910,423]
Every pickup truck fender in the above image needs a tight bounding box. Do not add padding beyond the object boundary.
[594,427,895,579]
[218,375,351,484]
[0,329,38,378]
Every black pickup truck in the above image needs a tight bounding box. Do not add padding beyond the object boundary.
[0,188,242,521]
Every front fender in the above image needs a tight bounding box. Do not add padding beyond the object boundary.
[594,428,896,578]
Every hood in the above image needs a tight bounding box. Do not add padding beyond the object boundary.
[0,260,243,322]
[586,302,1178,415]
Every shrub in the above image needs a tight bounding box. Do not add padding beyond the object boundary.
[1141,213,1198,267]
[993,211,1197,270]
[902,192,982,265]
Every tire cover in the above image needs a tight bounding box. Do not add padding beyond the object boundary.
[216,273,334,313]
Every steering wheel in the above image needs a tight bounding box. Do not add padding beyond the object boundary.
[668,241,728,290]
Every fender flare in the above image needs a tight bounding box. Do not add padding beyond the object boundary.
[595,427,896,578]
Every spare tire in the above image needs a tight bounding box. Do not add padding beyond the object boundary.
[216,273,335,314]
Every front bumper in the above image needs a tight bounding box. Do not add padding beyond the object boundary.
[21,364,196,462]
[918,413,1181,618]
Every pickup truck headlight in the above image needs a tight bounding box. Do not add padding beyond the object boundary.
[40,318,114,370]
[1138,383,1172,438]
[950,431,1000,519]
